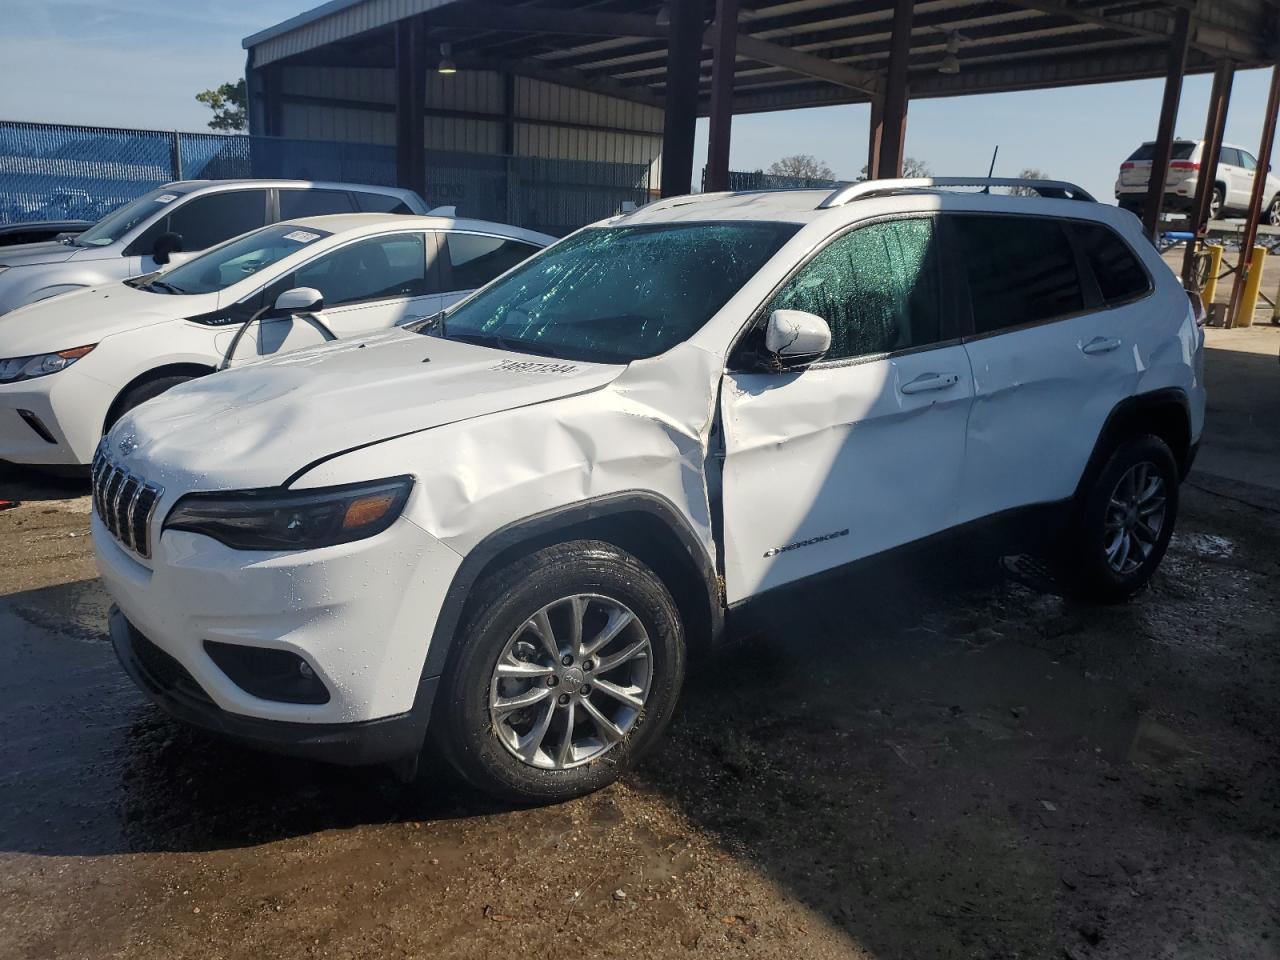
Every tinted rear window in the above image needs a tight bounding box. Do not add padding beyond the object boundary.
[1128,141,1196,162]
[1072,223,1150,304]
[952,215,1084,334]
[354,192,414,214]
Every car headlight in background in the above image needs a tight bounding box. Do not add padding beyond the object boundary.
[0,344,95,384]
[164,476,414,551]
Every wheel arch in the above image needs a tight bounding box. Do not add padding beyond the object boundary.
[1074,388,1193,503]
[102,361,218,435]
[422,492,725,687]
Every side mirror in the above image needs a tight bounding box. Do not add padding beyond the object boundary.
[268,287,324,318]
[764,309,831,370]
[151,231,183,266]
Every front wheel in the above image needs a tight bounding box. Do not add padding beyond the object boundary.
[1067,434,1179,603]
[1267,195,1280,226]
[432,540,686,804]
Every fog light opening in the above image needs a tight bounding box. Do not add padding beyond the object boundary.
[17,409,57,444]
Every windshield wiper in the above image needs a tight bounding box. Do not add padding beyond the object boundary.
[447,332,561,358]
[146,279,185,295]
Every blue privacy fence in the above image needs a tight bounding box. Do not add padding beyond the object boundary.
[0,120,653,236]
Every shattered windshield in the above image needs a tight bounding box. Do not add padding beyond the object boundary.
[432,221,798,363]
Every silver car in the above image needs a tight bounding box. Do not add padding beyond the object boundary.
[0,180,429,315]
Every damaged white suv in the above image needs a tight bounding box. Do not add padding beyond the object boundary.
[92,178,1205,803]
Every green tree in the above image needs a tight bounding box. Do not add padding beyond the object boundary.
[768,154,835,181]
[196,79,248,132]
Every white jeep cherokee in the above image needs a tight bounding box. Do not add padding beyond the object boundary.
[91,178,1205,804]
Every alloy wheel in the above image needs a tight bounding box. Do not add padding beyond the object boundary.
[489,594,652,770]
[1103,461,1168,575]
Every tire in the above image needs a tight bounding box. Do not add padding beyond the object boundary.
[1067,434,1179,603]
[1267,195,1280,226]
[432,540,686,804]
[105,374,196,432]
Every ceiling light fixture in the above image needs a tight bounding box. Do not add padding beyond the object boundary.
[438,42,457,75]
[938,32,961,75]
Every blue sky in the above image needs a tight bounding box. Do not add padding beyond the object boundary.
[2,0,1277,203]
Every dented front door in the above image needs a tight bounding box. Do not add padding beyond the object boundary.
[717,216,973,603]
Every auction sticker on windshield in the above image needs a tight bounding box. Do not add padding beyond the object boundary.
[283,230,322,244]
[155,194,178,203]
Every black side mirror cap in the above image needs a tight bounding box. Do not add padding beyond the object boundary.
[151,231,184,266]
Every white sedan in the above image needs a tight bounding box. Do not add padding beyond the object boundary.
[0,213,553,468]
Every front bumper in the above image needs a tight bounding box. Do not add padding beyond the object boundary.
[0,365,116,465]
[110,606,435,765]
[93,501,463,732]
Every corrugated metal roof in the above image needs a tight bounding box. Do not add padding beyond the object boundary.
[245,0,1278,112]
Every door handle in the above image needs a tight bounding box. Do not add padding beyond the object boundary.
[900,372,960,395]
[1081,336,1122,355]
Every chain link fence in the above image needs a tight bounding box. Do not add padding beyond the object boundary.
[705,167,840,192]
[0,120,652,235]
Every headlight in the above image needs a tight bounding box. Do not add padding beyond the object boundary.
[0,344,95,384]
[164,476,413,551]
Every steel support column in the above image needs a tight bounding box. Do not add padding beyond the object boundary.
[1182,60,1234,286]
[704,0,738,193]
[867,98,884,179]
[660,0,703,198]
[395,16,428,195]
[1226,63,1280,327]
[876,0,913,178]
[1141,7,1192,239]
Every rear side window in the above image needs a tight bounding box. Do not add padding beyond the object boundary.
[1072,223,1150,304]
[279,189,356,219]
[1128,142,1196,162]
[767,217,943,361]
[1220,147,1241,166]
[129,190,268,254]
[444,233,543,291]
[952,215,1083,334]
[354,192,414,214]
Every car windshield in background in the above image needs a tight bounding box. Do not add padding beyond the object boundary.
[134,223,334,296]
[1127,142,1196,162]
[74,186,196,247]
[432,221,798,364]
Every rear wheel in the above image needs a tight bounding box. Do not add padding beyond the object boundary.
[1267,194,1280,226]
[1067,435,1179,603]
[433,540,686,804]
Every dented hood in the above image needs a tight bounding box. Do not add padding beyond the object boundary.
[112,331,623,490]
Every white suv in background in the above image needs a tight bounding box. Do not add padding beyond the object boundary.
[0,180,429,314]
[92,178,1205,805]
[1116,139,1280,223]
[0,213,551,467]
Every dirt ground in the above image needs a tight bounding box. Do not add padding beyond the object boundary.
[1,329,1278,960]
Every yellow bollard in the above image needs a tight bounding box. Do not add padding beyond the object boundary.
[1200,243,1223,312]
[1235,245,1267,328]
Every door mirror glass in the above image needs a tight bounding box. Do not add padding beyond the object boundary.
[270,286,324,318]
[151,231,183,265]
[765,309,831,369]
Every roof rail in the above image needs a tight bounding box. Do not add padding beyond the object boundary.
[818,177,1096,209]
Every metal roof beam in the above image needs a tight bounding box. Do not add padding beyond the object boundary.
[424,2,668,37]
[1001,0,1270,60]
[715,28,884,96]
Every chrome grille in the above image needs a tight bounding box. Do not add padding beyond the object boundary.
[91,447,163,558]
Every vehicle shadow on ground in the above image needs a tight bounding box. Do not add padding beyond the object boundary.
[0,460,89,502]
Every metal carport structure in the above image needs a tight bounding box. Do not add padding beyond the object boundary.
[245,0,1280,320]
